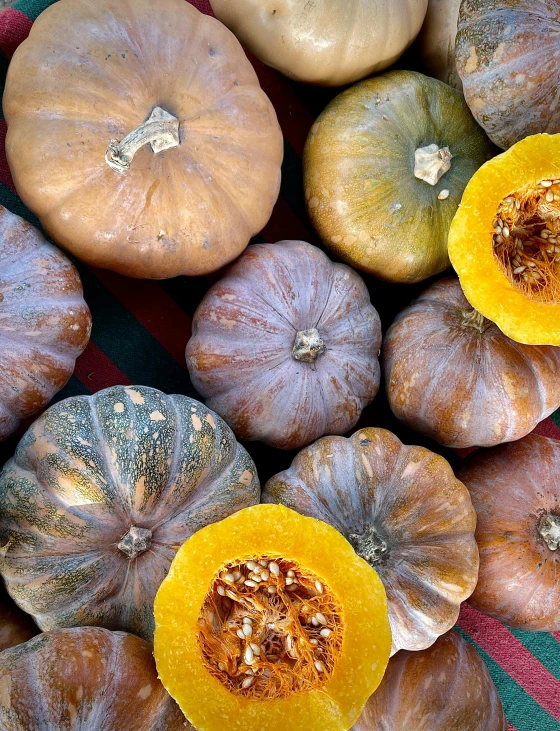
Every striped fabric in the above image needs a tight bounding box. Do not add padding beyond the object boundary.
[0,1,558,728]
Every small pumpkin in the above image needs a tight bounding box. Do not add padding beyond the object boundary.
[304,70,494,283]
[186,240,381,450]
[448,133,560,345]
[263,428,478,654]
[383,276,560,448]
[4,0,283,279]
[0,627,189,730]
[0,385,259,642]
[352,630,507,731]
[0,206,91,441]
[457,434,560,631]
[0,586,38,652]
[415,0,463,89]
[154,503,391,731]
[456,0,560,149]
[209,0,428,86]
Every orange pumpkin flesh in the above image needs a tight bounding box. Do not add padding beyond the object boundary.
[154,503,391,731]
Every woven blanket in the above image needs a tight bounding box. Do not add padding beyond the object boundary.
[0,1,558,728]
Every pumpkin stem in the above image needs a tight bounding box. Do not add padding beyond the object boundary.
[460,308,488,333]
[414,143,452,186]
[117,526,152,559]
[292,328,326,364]
[347,526,388,566]
[538,514,560,551]
[105,106,180,173]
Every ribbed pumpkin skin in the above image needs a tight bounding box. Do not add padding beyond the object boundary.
[352,631,506,731]
[457,435,560,631]
[456,0,560,149]
[263,428,478,654]
[0,627,190,730]
[383,277,560,448]
[0,385,259,642]
[0,587,38,652]
[186,241,381,450]
[0,206,91,441]
[415,0,463,89]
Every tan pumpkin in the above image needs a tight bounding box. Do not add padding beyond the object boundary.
[4,0,283,279]
[0,206,91,441]
[415,0,463,89]
[0,586,38,652]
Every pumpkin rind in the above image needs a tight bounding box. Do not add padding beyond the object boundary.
[0,385,259,642]
[3,0,283,279]
[0,627,189,730]
[263,428,478,654]
[303,70,494,283]
[383,277,560,448]
[457,434,560,631]
[186,240,382,450]
[0,206,91,441]
[415,0,463,89]
[0,586,38,652]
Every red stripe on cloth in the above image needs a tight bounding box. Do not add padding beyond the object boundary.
[533,416,560,440]
[459,604,560,721]
[74,342,132,391]
[188,0,213,14]
[507,724,518,731]
[0,8,32,60]
[0,120,16,193]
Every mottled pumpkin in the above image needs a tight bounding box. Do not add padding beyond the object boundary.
[0,206,91,441]
[0,385,259,642]
[383,277,560,448]
[415,0,463,89]
[304,70,494,283]
[352,631,506,731]
[0,586,38,652]
[456,0,560,149]
[186,241,381,450]
[4,0,283,279]
[0,627,190,730]
[264,428,478,654]
[457,434,560,631]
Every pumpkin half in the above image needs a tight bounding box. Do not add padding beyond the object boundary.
[448,133,560,344]
[154,503,391,731]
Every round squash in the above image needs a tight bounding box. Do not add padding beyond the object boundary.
[456,0,560,149]
[415,0,462,89]
[0,586,38,652]
[448,133,560,345]
[0,206,91,441]
[303,70,494,283]
[209,0,428,87]
[154,503,391,731]
[3,0,283,280]
[383,276,560,448]
[457,434,560,631]
[186,240,382,450]
[0,627,189,730]
[0,385,259,642]
[263,428,478,654]
[352,630,506,731]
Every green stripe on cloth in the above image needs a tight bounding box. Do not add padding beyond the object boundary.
[0,183,40,226]
[12,0,52,20]
[511,630,560,683]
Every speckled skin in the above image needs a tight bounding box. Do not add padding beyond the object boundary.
[0,586,38,652]
[0,385,260,642]
[352,630,506,730]
[0,206,91,441]
[0,627,191,730]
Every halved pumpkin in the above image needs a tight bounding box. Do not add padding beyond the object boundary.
[448,133,560,345]
[154,503,391,731]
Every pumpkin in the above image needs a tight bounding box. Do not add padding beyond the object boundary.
[457,434,560,631]
[186,240,382,450]
[209,0,428,87]
[383,276,560,448]
[303,70,494,283]
[0,385,259,642]
[3,0,283,280]
[352,630,507,731]
[0,627,189,730]
[0,586,38,653]
[448,133,560,345]
[154,503,391,731]
[263,428,478,654]
[456,0,560,150]
[415,0,463,89]
[0,206,91,441]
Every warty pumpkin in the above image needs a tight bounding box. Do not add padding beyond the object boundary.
[0,627,189,730]
[415,0,463,89]
[3,0,283,279]
[0,206,91,441]
[263,428,478,655]
[154,503,391,731]
[457,434,560,631]
[0,385,259,642]
[186,240,382,450]
[383,277,560,448]
[209,0,428,86]
[0,586,38,653]
[304,70,494,283]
